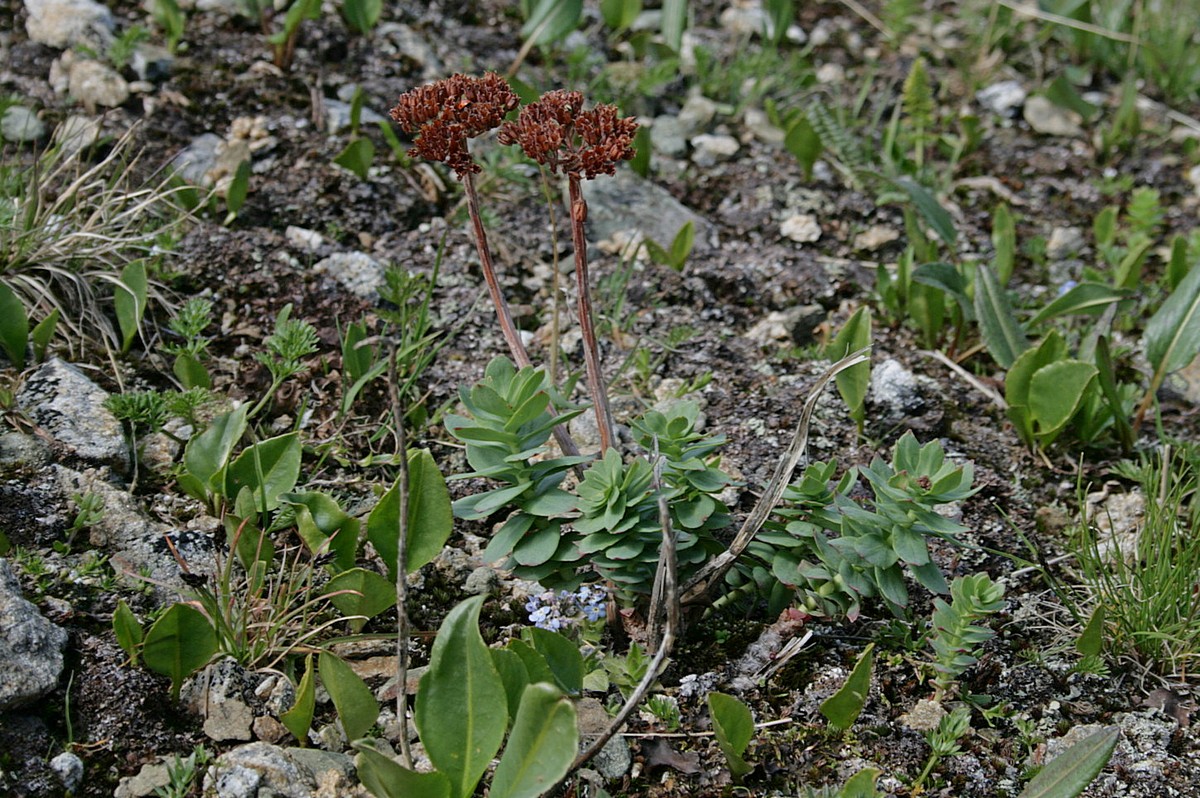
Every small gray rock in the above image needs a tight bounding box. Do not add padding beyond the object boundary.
[312,251,386,298]
[49,751,84,792]
[676,94,718,137]
[1023,95,1083,137]
[16,359,129,472]
[976,80,1027,117]
[68,59,129,110]
[377,23,444,79]
[1046,226,1086,260]
[24,0,113,48]
[690,133,739,167]
[52,115,100,156]
[204,743,315,798]
[185,659,255,742]
[649,115,688,157]
[1,106,45,143]
[171,133,225,185]
[0,558,68,710]
[781,213,821,243]
[114,760,172,798]
[130,44,174,82]
[323,99,385,135]
[868,358,926,428]
[463,565,500,596]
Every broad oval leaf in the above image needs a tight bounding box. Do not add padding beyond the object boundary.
[820,643,874,731]
[525,628,584,695]
[1145,259,1200,376]
[326,568,395,632]
[183,405,248,493]
[975,263,1028,368]
[225,432,302,513]
[414,595,507,798]
[521,0,582,45]
[1027,282,1129,329]
[1029,360,1097,440]
[114,259,148,353]
[1018,726,1119,798]
[491,648,531,725]
[112,598,143,665]
[280,653,315,744]
[367,449,453,581]
[354,742,452,798]
[708,692,754,778]
[142,603,217,701]
[284,491,360,572]
[490,683,578,798]
[824,306,871,427]
[319,651,379,742]
[0,282,29,369]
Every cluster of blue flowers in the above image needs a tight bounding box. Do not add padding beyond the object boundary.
[524,584,607,631]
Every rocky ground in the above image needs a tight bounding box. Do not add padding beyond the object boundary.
[2,0,1200,796]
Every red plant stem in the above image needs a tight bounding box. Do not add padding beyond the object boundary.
[462,171,582,459]
[568,175,616,454]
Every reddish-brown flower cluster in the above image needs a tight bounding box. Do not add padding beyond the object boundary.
[389,72,519,179]
[498,90,638,179]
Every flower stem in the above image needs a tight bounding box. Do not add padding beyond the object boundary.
[568,175,616,454]
[462,171,582,459]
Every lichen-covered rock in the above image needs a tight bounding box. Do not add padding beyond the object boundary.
[16,359,129,473]
[0,558,68,710]
[24,0,113,49]
[204,743,355,798]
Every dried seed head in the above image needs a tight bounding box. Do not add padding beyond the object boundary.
[499,90,638,179]
[389,72,519,179]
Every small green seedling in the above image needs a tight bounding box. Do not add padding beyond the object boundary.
[644,221,695,272]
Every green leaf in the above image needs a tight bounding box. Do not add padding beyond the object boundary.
[820,643,874,731]
[414,595,507,798]
[1027,282,1129,328]
[824,307,871,427]
[1167,235,1189,291]
[975,263,1028,368]
[1029,360,1097,441]
[335,137,375,180]
[30,308,59,364]
[521,0,582,45]
[661,0,687,51]
[668,221,695,271]
[326,568,395,632]
[224,158,251,224]
[0,283,29,369]
[490,683,578,798]
[1145,259,1200,376]
[708,692,754,778]
[629,125,651,178]
[785,115,821,179]
[1017,726,1119,798]
[1094,336,1134,451]
[183,405,248,497]
[600,0,641,31]
[525,628,584,695]
[114,260,148,353]
[225,432,302,513]
[173,353,211,390]
[142,603,218,701]
[1076,605,1105,658]
[280,654,316,744]
[341,0,382,34]
[354,742,452,798]
[319,651,379,741]
[1043,75,1101,123]
[912,262,972,319]
[367,449,453,581]
[841,767,883,797]
[992,204,1016,285]
[284,491,360,572]
[891,178,956,248]
[491,648,531,725]
[112,599,143,666]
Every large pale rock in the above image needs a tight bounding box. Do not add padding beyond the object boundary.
[313,252,386,298]
[68,59,130,110]
[0,558,68,710]
[24,0,113,48]
[581,169,716,251]
[16,359,129,472]
[204,743,354,798]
